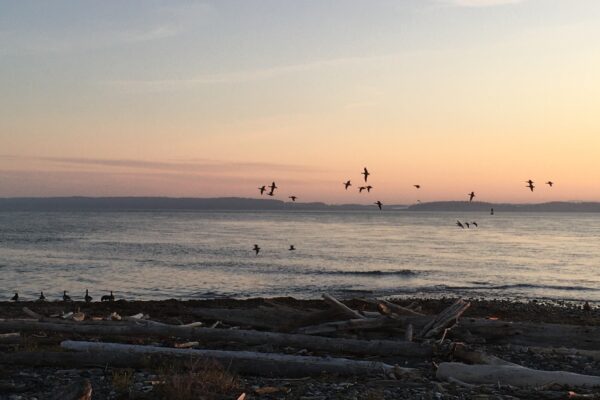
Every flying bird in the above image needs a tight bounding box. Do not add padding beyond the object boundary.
[359,186,367,193]
[490,208,494,215]
[465,222,470,228]
[546,181,554,187]
[362,167,370,182]
[456,220,464,229]
[289,196,297,202]
[10,292,18,302]
[258,185,267,195]
[472,222,478,227]
[38,291,46,302]
[374,201,383,210]
[253,244,261,255]
[84,289,92,303]
[526,180,535,192]
[267,191,275,196]
[62,291,72,302]
[289,245,296,251]
[468,192,475,202]
[269,182,278,192]
[366,185,373,192]
[413,185,420,189]
[344,180,352,190]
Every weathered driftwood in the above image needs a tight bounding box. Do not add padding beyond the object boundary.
[296,317,406,335]
[436,362,600,387]
[0,332,20,344]
[378,300,424,317]
[322,294,365,320]
[61,341,418,378]
[452,343,517,366]
[0,320,432,358]
[420,299,470,339]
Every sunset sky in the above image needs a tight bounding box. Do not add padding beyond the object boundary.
[1,0,600,204]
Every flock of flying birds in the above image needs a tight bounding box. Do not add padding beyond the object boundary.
[254,168,556,254]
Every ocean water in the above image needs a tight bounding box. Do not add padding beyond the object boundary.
[0,211,599,302]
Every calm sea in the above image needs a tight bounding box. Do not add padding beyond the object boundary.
[1,211,599,302]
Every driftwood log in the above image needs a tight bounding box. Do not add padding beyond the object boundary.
[60,341,418,378]
[0,320,432,358]
[436,362,600,387]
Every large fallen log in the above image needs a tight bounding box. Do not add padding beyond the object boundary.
[296,317,406,335]
[420,299,470,339]
[322,294,366,320]
[0,320,431,358]
[60,341,418,378]
[436,362,600,387]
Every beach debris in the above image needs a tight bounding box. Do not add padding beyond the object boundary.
[419,298,470,339]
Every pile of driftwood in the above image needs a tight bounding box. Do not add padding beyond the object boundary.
[1,295,600,395]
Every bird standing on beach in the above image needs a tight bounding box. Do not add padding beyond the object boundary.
[288,196,297,202]
[101,291,115,302]
[253,244,260,255]
[84,289,92,303]
[38,292,46,302]
[63,291,72,302]
[343,180,352,190]
[490,208,494,215]
[468,192,475,202]
[258,185,267,195]
[456,220,464,229]
[362,167,370,182]
[374,201,383,210]
[11,292,18,302]
[546,181,554,187]
[526,180,535,192]
[289,245,295,251]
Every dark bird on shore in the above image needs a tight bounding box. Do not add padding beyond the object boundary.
[583,301,592,312]
[414,185,420,189]
[258,185,267,195]
[526,180,535,192]
[546,181,554,187]
[288,196,297,202]
[490,208,494,215]
[38,291,46,302]
[63,291,72,302]
[472,222,478,227]
[366,185,373,192]
[465,222,471,228]
[362,167,370,182]
[101,291,115,302]
[359,186,367,193]
[468,192,475,202]
[374,201,383,210]
[344,180,352,190]
[10,292,18,302]
[456,220,464,229]
[253,244,260,255]
[289,245,295,251]
[84,289,92,303]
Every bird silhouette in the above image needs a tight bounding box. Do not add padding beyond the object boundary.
[38,291,46,301]
[362,167,370,182]
[413,185,421,189]
[63,291,72,302]
[546,181,554,187]
[84,289,92,303]
[269,182,277,192]
[366,185,373,192]
[289,245,296,251]
[359,186,367,193]
[374,201,383,210]
[10,292,18,302]
[456,220,464,229]
[468,192,475,202]
[267,191,275,196]
[465,222,470,228]
[472,222,478,227]
[253,244,260,255]
[288,196,297,202]
[526,180,535,192]
[344,180,352,190]
[258,185,267,195]
[101,291,114,302]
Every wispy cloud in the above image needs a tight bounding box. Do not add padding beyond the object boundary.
[441,0,525,7]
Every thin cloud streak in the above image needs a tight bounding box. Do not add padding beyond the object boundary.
[441,0,525,7]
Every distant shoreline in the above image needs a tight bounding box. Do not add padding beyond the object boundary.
[1,196,600,212]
